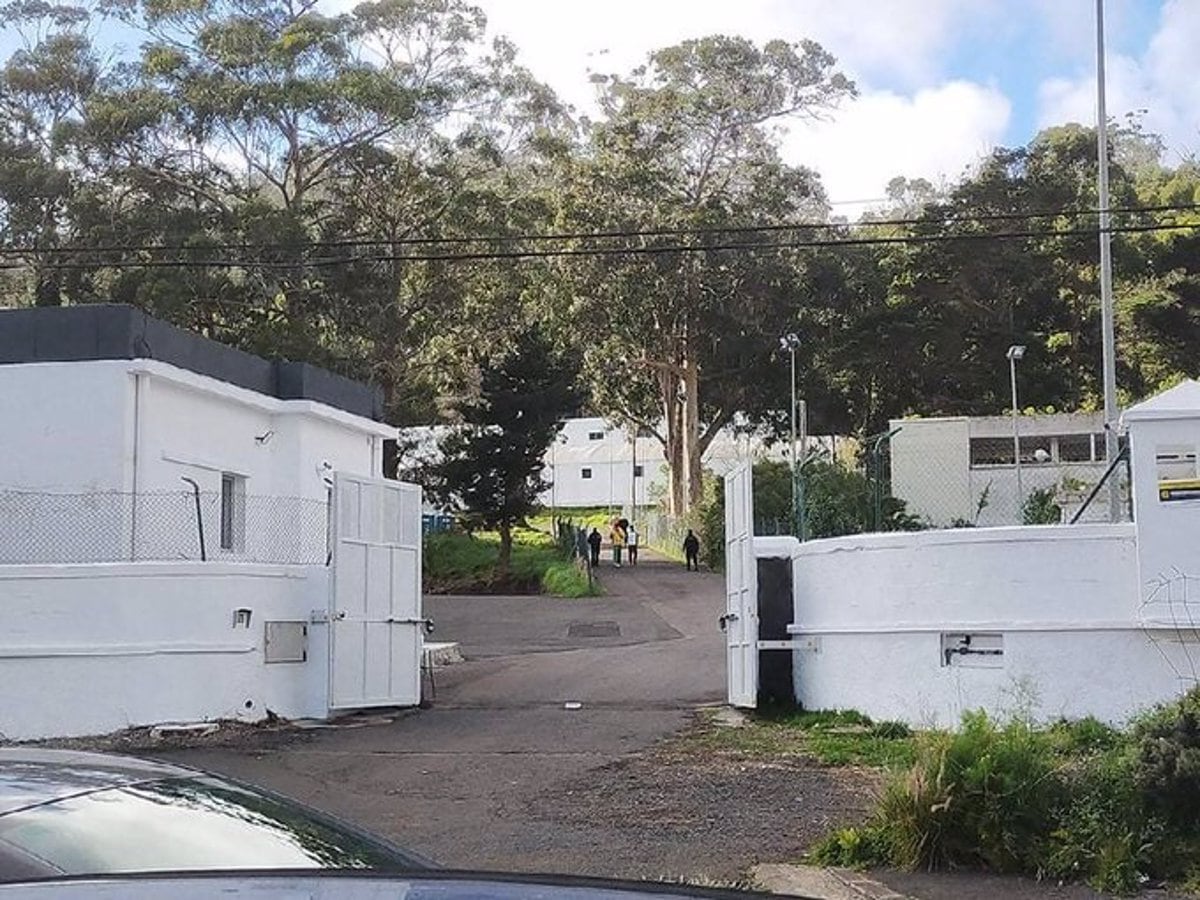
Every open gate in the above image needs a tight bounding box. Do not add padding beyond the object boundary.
[329,473,424,710]
[723,464,758,708]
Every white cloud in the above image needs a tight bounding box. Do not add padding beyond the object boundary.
[1037,0,1200,159]
[785,82,1012,212]
[474,1,1013,206]
[475,0,986,111]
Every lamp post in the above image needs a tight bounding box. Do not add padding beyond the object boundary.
[1095,0,1120,521]
[779,333,803,539]
[1007,345,1027,518]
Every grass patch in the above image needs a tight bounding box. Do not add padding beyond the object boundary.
[424,528,598,597]
[809,692,1200,895]
[541,561,600,598]
[684,706,917,770]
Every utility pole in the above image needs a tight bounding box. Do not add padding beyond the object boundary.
[1096,0,1121,521]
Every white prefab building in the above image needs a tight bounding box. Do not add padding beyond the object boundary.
[724,380,1200,727]
[888,412,1122,527]
[539,416,789,510]
[0,305,426,741]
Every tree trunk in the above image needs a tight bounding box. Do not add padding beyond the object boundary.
[497,520,512,581]
[683,345,703,511]
[662,369,685,516]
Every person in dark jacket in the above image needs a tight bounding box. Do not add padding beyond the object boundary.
[683,530,700,571]
[587,528,603,567]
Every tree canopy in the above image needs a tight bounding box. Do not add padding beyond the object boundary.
[0,1,1196,515]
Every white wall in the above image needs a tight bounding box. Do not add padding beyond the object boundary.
[0,361,130,492]
[0,360,391,565]
[889,418,972,524]
[0,563,331,741]
[788,525,1196,726]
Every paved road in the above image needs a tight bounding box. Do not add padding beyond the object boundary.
[170,555,731,875]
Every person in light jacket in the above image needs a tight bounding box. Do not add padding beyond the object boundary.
[610,521,626,568]
[626,524,639,566]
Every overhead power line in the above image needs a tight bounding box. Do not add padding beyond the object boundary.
[1,201,1199,259]
[2,219,1197,270]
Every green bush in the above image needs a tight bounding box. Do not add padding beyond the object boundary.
[1023,487,1063,525]
[812,695,1200,893]
[540,561,600,598]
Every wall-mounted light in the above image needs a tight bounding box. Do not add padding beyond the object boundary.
[255,430,275,445]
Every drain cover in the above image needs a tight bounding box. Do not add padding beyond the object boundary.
[568,620,621,638]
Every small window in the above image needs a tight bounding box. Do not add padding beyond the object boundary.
[1020,436,1053,465]
[581,468,593,480]
[587,431,604,441]
[220,473,246,551]
[1058,434,1092,462]
[633,465,644,478]
[970,438,1014,467]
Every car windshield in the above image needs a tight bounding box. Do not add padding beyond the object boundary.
[0,778,411,875]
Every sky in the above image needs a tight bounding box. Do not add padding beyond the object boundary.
[473,0,1199,211]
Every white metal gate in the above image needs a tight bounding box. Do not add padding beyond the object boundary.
[723,464,758,708]
[329,473,423,710]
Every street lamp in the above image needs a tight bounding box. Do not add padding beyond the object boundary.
[1007,345,1027,519]
[779,333,804,539]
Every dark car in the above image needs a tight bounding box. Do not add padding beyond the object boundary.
[0,749,430,882]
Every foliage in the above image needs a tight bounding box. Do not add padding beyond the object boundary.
[1022,486,1063,525]
[419,329,582,577]
[814,691,1200,894]
[685,705,917,770]
[540,561,598,598]
[423,527,595,597]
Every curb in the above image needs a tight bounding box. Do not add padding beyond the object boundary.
[751,864,912,900]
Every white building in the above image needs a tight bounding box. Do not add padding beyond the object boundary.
[0,305,424,740]
[724,380,1200,727]
[541,416,789,511]
[888,412,1123,527]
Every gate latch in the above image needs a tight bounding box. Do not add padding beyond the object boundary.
[718,612,739,632]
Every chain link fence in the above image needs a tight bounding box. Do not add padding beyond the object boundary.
[0,489,330,565]
[886,431,1133,528]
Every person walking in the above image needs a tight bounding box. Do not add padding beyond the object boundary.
[682,529,700,571]
[587,528,602,568]
[610,521,626,568]
[626,523,639,566]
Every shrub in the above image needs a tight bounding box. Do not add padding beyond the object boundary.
[1134,687,1200,833]
[1023,487,1063,525]
[540,562,599,598]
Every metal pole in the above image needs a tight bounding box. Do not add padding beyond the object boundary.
[797,398,808,541]
[1010,354,1023,518]
[790,346,798,536]
[630,428,637,518]
[181,476,206,561]
[1096,0,1121,521]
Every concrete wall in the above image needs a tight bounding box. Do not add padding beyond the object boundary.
[0,361,130,492]
[788,524,1196,726]
[0,563,331,741]
[0,360,390,564]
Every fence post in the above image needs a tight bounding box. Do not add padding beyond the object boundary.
[180,477,206,561]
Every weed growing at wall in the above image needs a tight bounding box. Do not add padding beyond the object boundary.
[811,689,1200,895]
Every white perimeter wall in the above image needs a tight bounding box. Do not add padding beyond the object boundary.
[789,524,1195,727]
[0,563,331,741]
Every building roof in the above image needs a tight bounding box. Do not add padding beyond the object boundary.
[1124,379,1200,423]
[0,305,383,421]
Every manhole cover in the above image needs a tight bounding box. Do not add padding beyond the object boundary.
[568,620,621,638]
